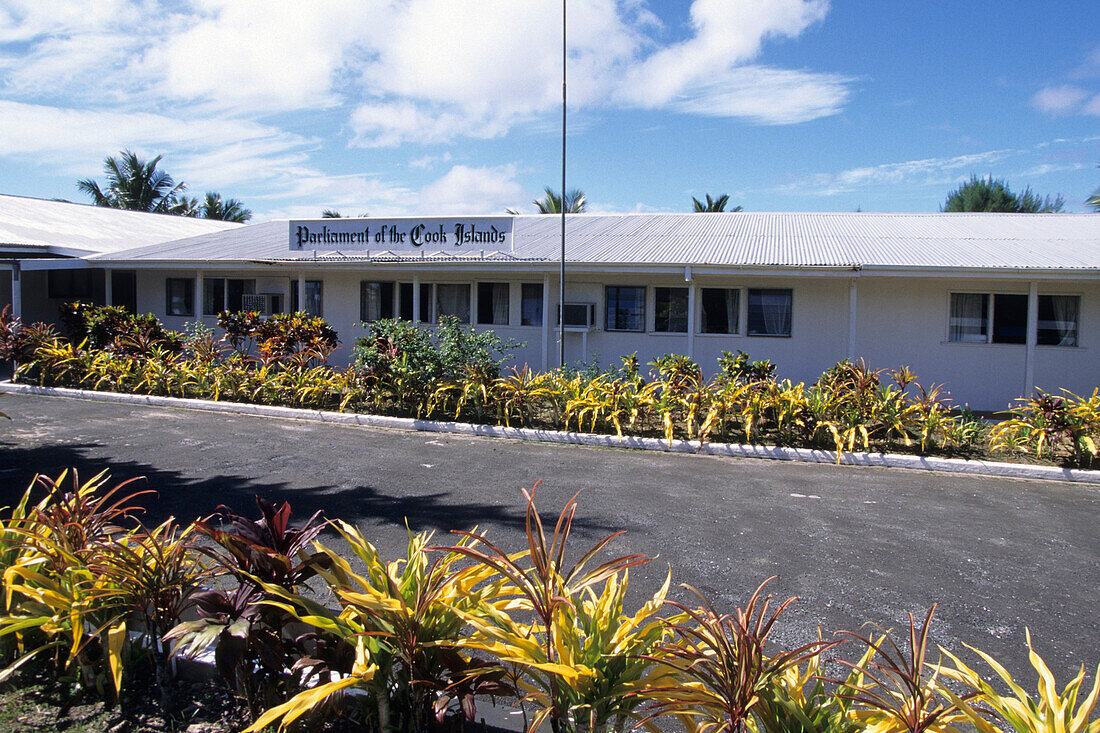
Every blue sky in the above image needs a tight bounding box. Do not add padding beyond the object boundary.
[0,0,1097,220]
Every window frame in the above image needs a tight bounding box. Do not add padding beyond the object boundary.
[698,287,741,335]
[1037,294,1080,348]
[47,269,94,300]
[521,283,543,327]
[746,288,792,338]
[605,286,646,332]
[653,286,689,333]
[165,277,195,317]
[435,283,471,324]
[476,282,510,326]
[946,290,1081,347]
[360,280,396,322]
[304,280,324,317]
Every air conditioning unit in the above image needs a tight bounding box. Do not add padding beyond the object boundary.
[558,302,596,331]
[241,293,284,316]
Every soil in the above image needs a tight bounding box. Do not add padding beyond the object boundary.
[0,666,248,732]
[0,663,518,733]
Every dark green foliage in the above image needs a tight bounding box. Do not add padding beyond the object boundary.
[77,150,193,214]
[718,349,777,385]
[531,187,587,214]
[692,193,743,212]
[941,175,1065,213]
[216,311,339,364]
[60,302,183,354]
[198,192,252,222]
[165,498,331,716]
[353,316,519,410]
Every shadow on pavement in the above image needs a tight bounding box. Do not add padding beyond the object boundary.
[0,439,616,540]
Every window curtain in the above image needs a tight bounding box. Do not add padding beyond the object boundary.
[950,293,986,342]
[724,290,738,334]
[760,291,791,336]
[492,284,508,324]
[437,284,470,323]
[362,282,381,321]
[1048,295,1078,346]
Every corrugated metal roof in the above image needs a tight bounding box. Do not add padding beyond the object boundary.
[92,212,1100,272]
[0,193,241,256]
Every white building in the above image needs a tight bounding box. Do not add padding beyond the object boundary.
[0,194,241,318]
[13,208,1100,411]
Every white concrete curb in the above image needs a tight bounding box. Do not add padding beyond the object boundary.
[4,381,1099,484]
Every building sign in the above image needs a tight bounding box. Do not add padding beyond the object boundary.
[289,217,513,253]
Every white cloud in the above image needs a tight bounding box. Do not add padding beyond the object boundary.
[409,152,452,171]
[775,149,1017,197]
[671,66,852,124]
[1031,85,1091,115]
[416,165,525,215]
[0,100,304,168]
[619,0,829,107]
[147,0,377,112]
[772,137,1099,200]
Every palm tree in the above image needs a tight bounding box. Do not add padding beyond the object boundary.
[532,187,587,214]
[199,192,252,222]
[692,193,742,212]
[77,150,192,214]
[321,209,343,218]
[1086,188,1100,212]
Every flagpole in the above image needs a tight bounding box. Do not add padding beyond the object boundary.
[559,0,566,368]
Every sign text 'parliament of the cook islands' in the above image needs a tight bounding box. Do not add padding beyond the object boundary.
[289,217,513,252]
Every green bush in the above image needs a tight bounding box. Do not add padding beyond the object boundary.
[59,302,182,354]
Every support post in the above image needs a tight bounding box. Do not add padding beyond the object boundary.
[847,278,858,361]
[685,266,695,363]
[542,274,550,371]
[412,275,421,323]
[104,268,113,307]
[1024,281,1038,398]
[297,274,306,314]
[10,263,20,320]
[194,271,203,323]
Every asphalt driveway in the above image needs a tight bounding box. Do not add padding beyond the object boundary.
[1,392,1097,681]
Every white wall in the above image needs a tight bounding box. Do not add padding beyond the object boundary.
[96,267,1100,411]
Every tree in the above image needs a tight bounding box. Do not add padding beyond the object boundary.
[531,187,587,214]
[199,192,252,222]
[321,210,343,218]
[1087,189,1100,212]
[941,175,1065,213]
[692,193,742,212]
[77,150,193,214]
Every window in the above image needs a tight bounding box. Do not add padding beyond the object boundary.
[47,269,93,299]
[700,288,739,334]
[477,282,509,325]
[654,287,689,332]
[435,284,470,323]
[111,271,136,313]
[360,281,395,321]
[203,279,225,316]
[747,289,791,337]
[203,278,256,315]
[521,283,543,326]
[948,293,989,343]
[227,279,256,313]
[399,283,415,321]
[993,294,1027,344]
[420,283,432,323]
[949,292,1078,346]
[606,286,646,332]
[304,280,323,317]
[165,278,194,316]
[1038,295,1079,346]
